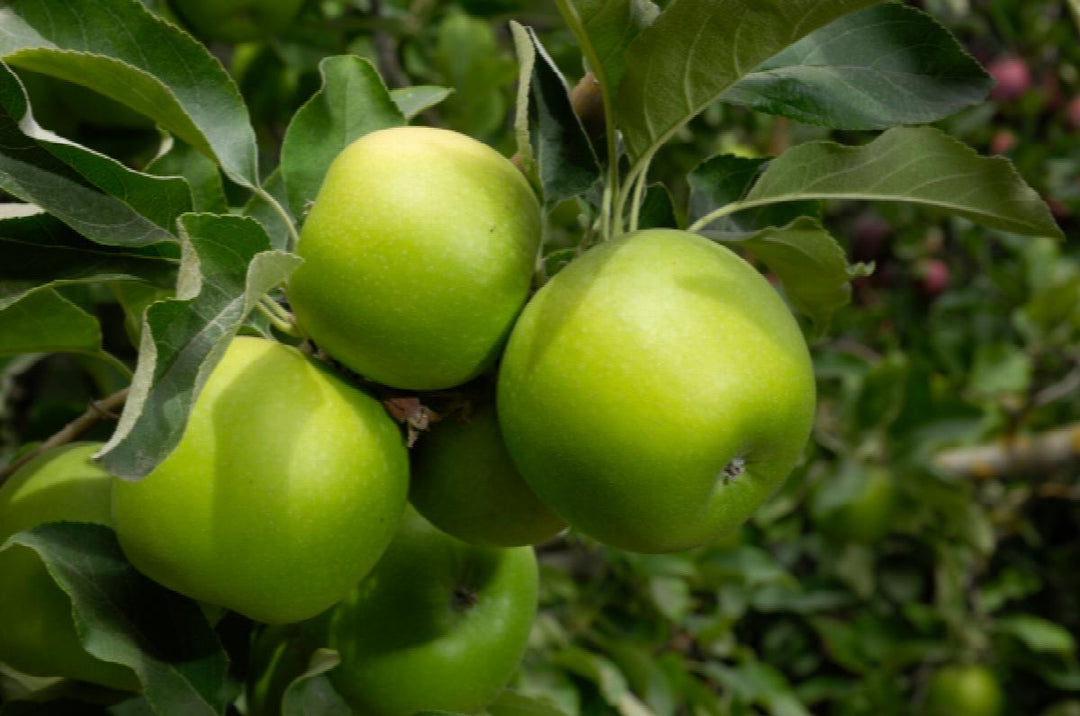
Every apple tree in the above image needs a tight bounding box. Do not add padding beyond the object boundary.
[0,0,1076,714]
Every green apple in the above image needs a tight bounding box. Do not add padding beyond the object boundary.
[288,126,541,390]
[410,398,565,547]
[812,465,897,543]
[0,443,139,691]
[113,336,409,624]
[170,0,305,43]
[497,229,816,553]
[312,507,538,716]
[925,664,1004,716]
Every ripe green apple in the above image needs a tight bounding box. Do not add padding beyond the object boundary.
[287,126,542,390]
[170,0,304,43]
[311,506,538,716]
[0,443,139,691]
[812,465,898,543]
[113,336,409,624]
[925,664,1004,716]
[497,229,816,553]
[410,398,565,547]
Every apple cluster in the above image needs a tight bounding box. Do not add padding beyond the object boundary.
[0,127,815,714]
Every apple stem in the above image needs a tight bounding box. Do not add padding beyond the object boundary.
[0,388,129,486]
[256,297,305,339]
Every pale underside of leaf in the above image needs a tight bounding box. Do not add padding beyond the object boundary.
[99,215,301,480]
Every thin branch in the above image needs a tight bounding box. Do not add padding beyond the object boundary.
[933,422,1080,480]
[371,0,411,90]
[0,388,128,486]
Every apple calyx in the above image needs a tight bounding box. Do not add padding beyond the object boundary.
[719,457,747,485]
[452,585,479,611]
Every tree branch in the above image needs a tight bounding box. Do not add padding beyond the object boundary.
[0,388,128,486]
[933,422,1080,480]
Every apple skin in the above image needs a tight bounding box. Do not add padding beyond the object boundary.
[497,229,816,553]
[288,126,541,391]
[925,664,1004,716]
[171,0,305,43]
[0,443,139,691]
[410,399,565,547]
[113,336,409,624]
[310,507,538,716]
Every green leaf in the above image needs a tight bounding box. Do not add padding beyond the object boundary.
[552,647,628,705]
[723,3,993,129]
[637,183,677,230]
[99,214,302,480]
[1,523,227,715]
[703,661,809,716]
[0,0,259,188]
[997,615,1077,657]
[510,23,600,206]
[0,289,101,356]
[687,154,818,237]
[968,342,1032,398]
[281,649,351,716]
[616,0,878,163]
[0,212,178,311]
[712,217,868,331]
[281,55,404,223]
[145,140,227,214]
[390,85,454,121]
[717,127,1064,239]
[433,12,516,139]
[648,575,691,621]
[243,168,294,252]
[0,62,190,247]
[557,0,659,100]
[488,690,572,716]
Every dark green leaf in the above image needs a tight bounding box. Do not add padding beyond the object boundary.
[99,215,302,480]
[0,289,100,356]
[551,647,627,705]
[281,56,404,223]
[687,154,818,237]
[0,0,259,187]
[637,183,677,230]
[510,23,600,206]
[724,3,993,129]
[1,523,227,715]
[0,212,178,310]
[0,62,190,247]
[710,217,868,331]
[997,615,1077,657]
[488,690,573,716]
[145,141,227,214]
[616,0,878,162]
[281,649,351,716]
